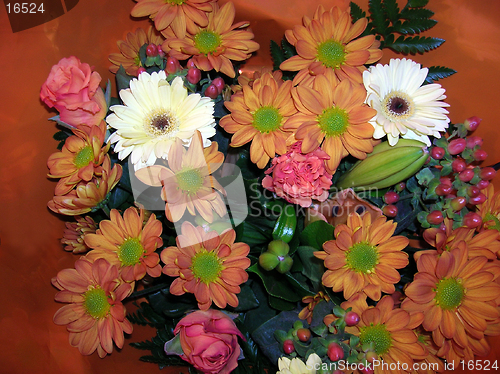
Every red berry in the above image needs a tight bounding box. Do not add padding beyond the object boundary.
[450,196,467,211]
[283,340,294,354]
[476,180,490,190]
[466,136,483,149]
[463,212,482,229]
[440,177,452,186]
[211,77,225,95]
[435,184,452,196]
[467,186,480,198]
[204,84,219,99]
[395,182,406,192]
[186,59,196,69]
[458,169,475,182]
[137,67,146,75]
[157,45,165,57]
[383,205,398,218]
[427,210,444,225]
[480,167,497,181]
[431,147,445,160]
[452,159,466,173]
[448,139,466,155]
[186,68,201,84]
[473,149,488,161]
[344,311,360,326]
[166,57,181,74]
[327,342,344,362]
[296,328,311,342]
[384,191,399,205]
[146,43,158,57]
[464,116,482,131]
[359,364,375,374]
[469,193,486,205]
[365,351,378,364]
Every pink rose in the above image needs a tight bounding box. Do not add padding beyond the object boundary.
[262,141,333,207]
[40,56,106,127]
[169,310,244,374]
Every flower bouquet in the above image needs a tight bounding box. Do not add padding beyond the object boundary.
[42,0,500,373]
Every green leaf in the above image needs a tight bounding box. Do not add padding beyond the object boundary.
[270,40,285,71]
[369,0,389,35]
[139,43,148,66]
[296,246,325,283]
[269,296,297,311]
[408,0,429,7]
[107,185,132,210]
[389,35,444,54]
[53,130,70,142]
[299,220,334,251]
[393,18,437,34]
[234,282,260,312]
[350,2,366,22]
[164,334,184,356]
[383,0,399,22]
[285,273,315,298]
[400,8,434,19]
[424,66,457,83]
[115,65,134,92]
[281,38,296,60]
[236,150,262,180]
[248,264,302,302]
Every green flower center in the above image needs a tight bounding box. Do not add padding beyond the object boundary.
[316,39,346,69]
[317,107,349,137]
[382,91,415,121]
[134,54,141,67]
[435,278,465,310]
[166,0,185,4]
[191,250,223,283]
[252,106,283,133]
[84,287,111,319]
[485,213,500,232]
[194,31,221,55]
[118,237,144,266]
[345,242,378,273]
[360,324,392,355]
[74,146,94,169]
[176,168,204,194]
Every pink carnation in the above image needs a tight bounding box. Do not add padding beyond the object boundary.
[262,142,333,207]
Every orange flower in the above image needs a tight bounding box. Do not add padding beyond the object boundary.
[61,216,97,254]
[280,5,382,86]
[47,122,109,196]
[161,2,259,78]
[161,221,250,310]
[131,0,213,36]
[298,291,330,324]
[285,75,376,173]
[230,67,283,94]
[48,156,122,216]
[52,257,133,358]
[108,27,164,76]
[84,207,163,282]
[325,294,427,374]
[402,244,500,363]
[220,73,296,168]
[314,212,409,301]
[411,329,445,374]
[478,184,500,233]
[135,131,226,223]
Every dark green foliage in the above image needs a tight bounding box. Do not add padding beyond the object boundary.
[425,66,457,83]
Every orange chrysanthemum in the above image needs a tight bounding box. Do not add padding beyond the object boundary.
[220,73,296,168]
[135,131,226,223]
[161,221,250,310]
[325,294,427,374]
[131,0,213,36]
[61,216,97,254]
[402,244,500,363]
[161,2,259,78]
[315,212,409,301]
[478,184,500,233]
[108,27,164,76]
[52,257,133,358]
[280,5,382,86]
[48,156,122,216]
[230,67,283,94]
[285,76,376,173]
[47,122,109,196]
[84,207,163,282]
[411,329,445,374]
[298,291,330,324]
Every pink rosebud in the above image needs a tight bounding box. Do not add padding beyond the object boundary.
[447,138,466,155]
[464,116,482,131]
[466,136,483,149]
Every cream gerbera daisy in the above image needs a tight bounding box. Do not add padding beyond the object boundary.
[363,58,450,146]
[106,71,216,170]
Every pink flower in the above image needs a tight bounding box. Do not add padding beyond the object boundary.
[40,56,106,128]
[169,310,244,374]
[262,141,333,207]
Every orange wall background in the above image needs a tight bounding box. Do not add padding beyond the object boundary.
[0,0,499,373]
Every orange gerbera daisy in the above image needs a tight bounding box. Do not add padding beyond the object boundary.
[52,257,133,358]
[314,211,409,301]
[48,156,122,216]
[108,27,164,76]
[84,207,163,282]
[478,184,500,232]
[131,0,213,36]
[61,216,97,254]
[280,5,382,86]
[325,294,427,374]
[285,75,376,173]
[47,122,109,196]
[161,221,250,310]
[402,243,500,363]
[161,2,259,78]
[219,73,296,168]
[135,131,226,223]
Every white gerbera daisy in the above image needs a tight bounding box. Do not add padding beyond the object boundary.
[106,71,215,170]
[363,58,450,146]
